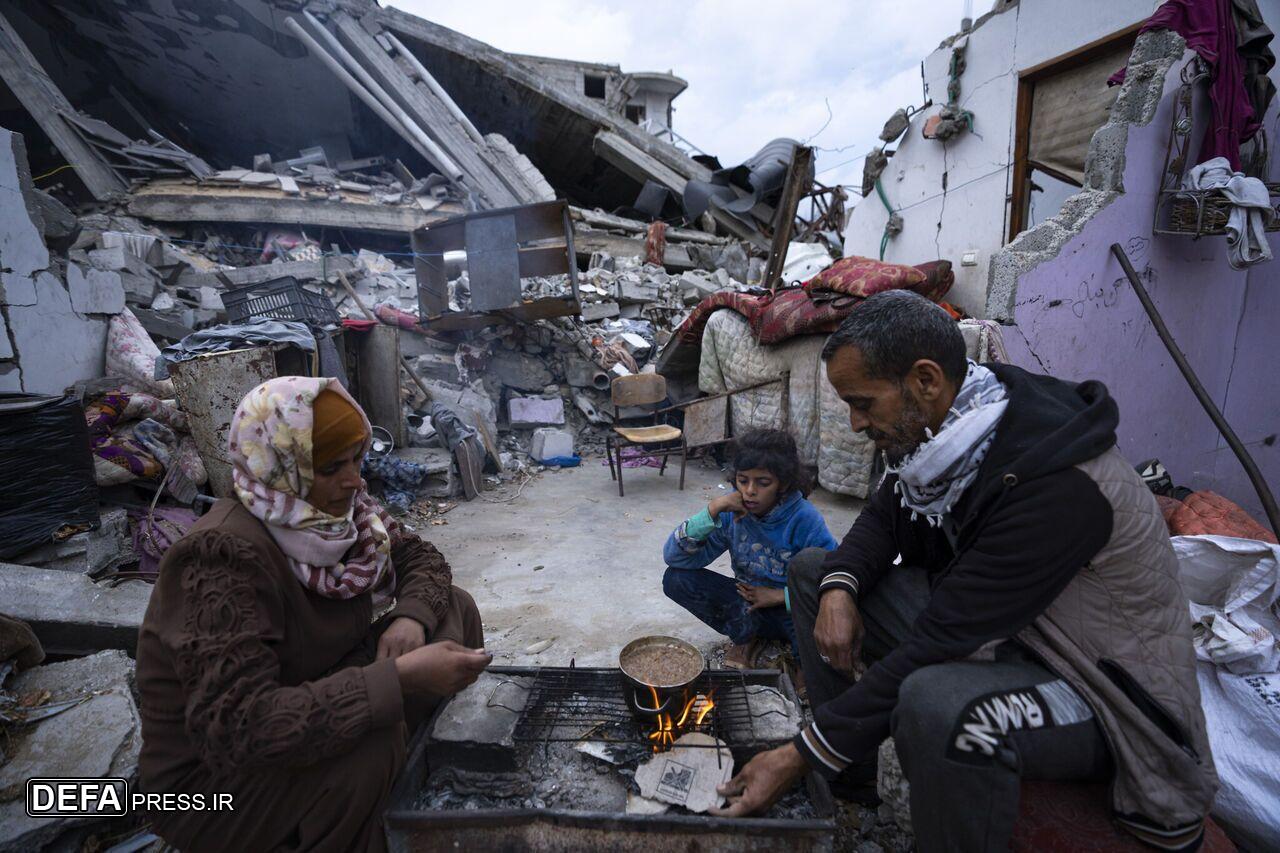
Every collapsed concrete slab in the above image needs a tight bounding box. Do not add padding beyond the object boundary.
[0,563,151,656]
[0,650,140,852]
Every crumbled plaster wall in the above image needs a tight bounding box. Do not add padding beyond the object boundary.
[840,0,1156,315]
[985,29,1185,320]
[996,25,1280,521]
[0,128,122,395]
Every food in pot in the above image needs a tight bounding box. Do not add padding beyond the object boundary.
[623,644,703,686]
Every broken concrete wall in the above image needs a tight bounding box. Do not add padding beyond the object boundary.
[994,23,1280,522]
[0,128,121,394]
[841,0,1155,315]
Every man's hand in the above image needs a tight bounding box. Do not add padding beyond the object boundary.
[709,491,748,520]
[814,588,865,678]
[394,641,492,695]
[736,583,786,612]
[710,743,809,817]
[377,616,426,660]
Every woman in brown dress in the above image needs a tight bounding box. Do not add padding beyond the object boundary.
[136,376,490,852]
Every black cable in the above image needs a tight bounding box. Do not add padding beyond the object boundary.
[1110,243,1280,538]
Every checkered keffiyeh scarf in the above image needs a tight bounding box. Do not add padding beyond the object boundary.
[229,376,398,602]
[886,361,1008,527]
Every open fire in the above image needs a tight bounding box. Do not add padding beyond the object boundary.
[643,686,716,751]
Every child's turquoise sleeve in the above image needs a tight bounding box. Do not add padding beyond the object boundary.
[683,507,719,540]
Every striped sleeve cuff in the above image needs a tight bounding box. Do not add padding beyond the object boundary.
[793,722,853,779]
[819,571,860,598]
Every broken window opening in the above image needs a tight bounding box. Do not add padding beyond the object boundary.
[1009,24,1139,241]
[584,74,607,99]
[625,104,645,125]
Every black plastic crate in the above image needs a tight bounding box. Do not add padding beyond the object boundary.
[222,276,339,327]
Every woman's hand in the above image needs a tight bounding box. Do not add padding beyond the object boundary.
[394,641,492,696]
[709,491,748,520]
[736,583,786,611]
[377,616,427,660]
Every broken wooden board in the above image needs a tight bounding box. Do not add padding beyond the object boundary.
[127,180,463,234]
[0,9,126,199]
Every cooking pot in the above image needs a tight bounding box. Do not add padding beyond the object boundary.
[618,635,706,717]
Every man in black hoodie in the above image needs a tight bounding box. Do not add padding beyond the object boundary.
[711,291,1215,851]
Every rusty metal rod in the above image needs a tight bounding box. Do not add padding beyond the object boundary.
[1110,242,1279,537]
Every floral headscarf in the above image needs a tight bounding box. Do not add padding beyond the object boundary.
[228,376,397,601]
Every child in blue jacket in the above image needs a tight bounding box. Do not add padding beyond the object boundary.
[663,428,837,669]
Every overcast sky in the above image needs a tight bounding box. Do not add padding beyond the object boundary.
[390,0,968,195]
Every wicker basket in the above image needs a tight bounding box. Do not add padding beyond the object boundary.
[1166,185,1280,236]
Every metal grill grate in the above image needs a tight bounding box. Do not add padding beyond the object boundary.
[488,666,763,749]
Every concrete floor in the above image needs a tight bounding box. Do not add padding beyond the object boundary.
[419,456,864,666]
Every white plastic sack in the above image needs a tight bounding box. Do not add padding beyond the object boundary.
[1173,535,1280,674]
[1174,535,1280,847]
[1195,664,1280,849]
[780,242,834,285]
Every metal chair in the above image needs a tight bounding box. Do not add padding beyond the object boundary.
[605,374,686,497]
[604,372,793,497]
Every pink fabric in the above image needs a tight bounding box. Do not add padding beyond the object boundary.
[374,302,423,331]
[228,376,399,601]
[1109,0,1254,169]
[106,308,175,398]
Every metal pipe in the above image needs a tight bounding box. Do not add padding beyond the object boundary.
[295,13,465,183]
[1110,243,1280,538]
[385,31,486,147]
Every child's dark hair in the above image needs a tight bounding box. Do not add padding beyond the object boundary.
[728,428,812,497]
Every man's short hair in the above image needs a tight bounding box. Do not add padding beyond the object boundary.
[820,290,967,385]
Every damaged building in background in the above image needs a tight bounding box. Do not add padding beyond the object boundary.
[844,0,1280,524]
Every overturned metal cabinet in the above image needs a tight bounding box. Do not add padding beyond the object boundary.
[413,199,580,331]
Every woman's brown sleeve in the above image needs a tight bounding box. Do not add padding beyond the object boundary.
[165,531,403,773]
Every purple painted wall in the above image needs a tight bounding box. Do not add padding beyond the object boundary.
[1004,60,1280,522]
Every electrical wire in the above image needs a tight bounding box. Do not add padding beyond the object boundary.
[33,163,75,182]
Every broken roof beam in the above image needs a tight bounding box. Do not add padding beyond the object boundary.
[377,7,709,181]
[126,181,463,234]
[0,8,126,199]
[593,131,765,248]
[175,256,360,290]
[332,11,525,208]
[572,227,696,271]
[569,206,727,245]
[284,14,466,187]
[376,8,774,243]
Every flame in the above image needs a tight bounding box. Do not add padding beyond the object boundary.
[648,713,675,751]
[695,692,716,725]
[651,692,717,752]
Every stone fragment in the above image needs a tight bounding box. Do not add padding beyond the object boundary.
[877,737,912,833]
[0,650,140,851]
[508,396,565,427]
[490,349,553,392]
[427,673,532,772]
[66,263,125,315]
[580,300,620,321]
[531,427,574,461]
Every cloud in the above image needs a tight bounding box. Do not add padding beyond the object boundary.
[389,0,964,192]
